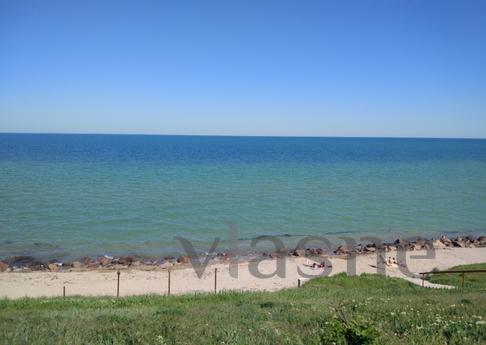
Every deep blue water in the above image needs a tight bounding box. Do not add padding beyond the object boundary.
[1,134,485,260]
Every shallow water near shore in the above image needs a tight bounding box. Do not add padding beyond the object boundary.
[1,134,485,260]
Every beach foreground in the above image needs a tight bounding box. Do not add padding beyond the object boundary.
[1,247,485,299]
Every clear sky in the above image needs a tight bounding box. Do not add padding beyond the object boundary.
[1,0,485,138]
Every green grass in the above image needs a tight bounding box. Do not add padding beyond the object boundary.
[428,263,486,289]
[1,273,485,345]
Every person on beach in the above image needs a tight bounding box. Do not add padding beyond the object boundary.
[307,261,331,270]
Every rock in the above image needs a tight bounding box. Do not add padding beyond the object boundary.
[415,238,426,246]
[177,256,190,264]
[334,245,354,255]
[409,243,423,251]
[6,256,45,271]
[0,261,8,272]
[432,239,446,249]
[363,245,376,253]
[48,263,60,272]
[158,261,173,269]
[452,237,466,248]
[439,235,452,246]
[307,248,324,256]
[6,256,35,267]
[292,249,306,257]
[99,257,112,266]
[451,240,465,248]
[81,256,93,265]
[72,261,83,269]
[118,256,135,265]
[131,260,142,267]
[476,236,486,247]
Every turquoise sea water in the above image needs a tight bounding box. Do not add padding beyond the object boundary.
[0,134,485,260]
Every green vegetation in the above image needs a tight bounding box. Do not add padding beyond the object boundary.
[1,273,486,345]
[428,263,486,289]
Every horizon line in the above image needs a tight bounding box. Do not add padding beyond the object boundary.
[0,131,485,140]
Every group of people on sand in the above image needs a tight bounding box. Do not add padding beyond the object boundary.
[303,254,406,271]
[303,260,332,270]
[379,254,406,268]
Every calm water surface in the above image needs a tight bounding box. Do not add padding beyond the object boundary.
[1,134,485,260]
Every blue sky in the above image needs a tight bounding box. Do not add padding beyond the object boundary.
[1,0,485,138]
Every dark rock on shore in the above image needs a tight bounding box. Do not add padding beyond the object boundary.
[291,249,306,257]
[0,261,8,272]
[334,245,355,255]
[117,256,136,265]
[177,256,190,264]
[5,256,45,271]
[48,263,60,272]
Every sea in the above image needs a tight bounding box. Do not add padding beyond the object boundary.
[1,133,485,261]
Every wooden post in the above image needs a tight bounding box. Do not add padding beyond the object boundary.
[461,272,465,288]
[421,273,424,287]
[63,285,66,297]
[116,270,120,297]
[214,268,217,293]
[168,270,171,296]
[298,279,301,288]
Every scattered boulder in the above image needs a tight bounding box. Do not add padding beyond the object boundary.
[177,256,190,264]
[99,256,112,266]
[334,245,355,255]
[48,263,60,272]
[87,262,99,269]
[81,256,93,265]
[432,239,446,249]
[72,261,83,269]
[383,245,396,252]
[307,248,324,256]
[6,256,45,271]
[0,261,8,272]
[439,235,453,246]
[477,236,486,247]
[158,261,173,269]
[363,245,376,253]
[452,238,466,248]
[118,256,135,265]
[394,239,409,248]
[409,243,423,251]
[292,249,306,257]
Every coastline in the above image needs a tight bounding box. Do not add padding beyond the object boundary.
[1,235,485,299]
[0,234,484,273]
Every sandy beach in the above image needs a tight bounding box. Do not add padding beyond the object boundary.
[1,247,485,299]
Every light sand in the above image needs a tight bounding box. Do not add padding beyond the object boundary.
[1,247,485,299]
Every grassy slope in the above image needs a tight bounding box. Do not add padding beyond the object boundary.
[0,273,485,345]
[428,263,486,289]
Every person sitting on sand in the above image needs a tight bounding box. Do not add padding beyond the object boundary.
[305,261,332,270]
